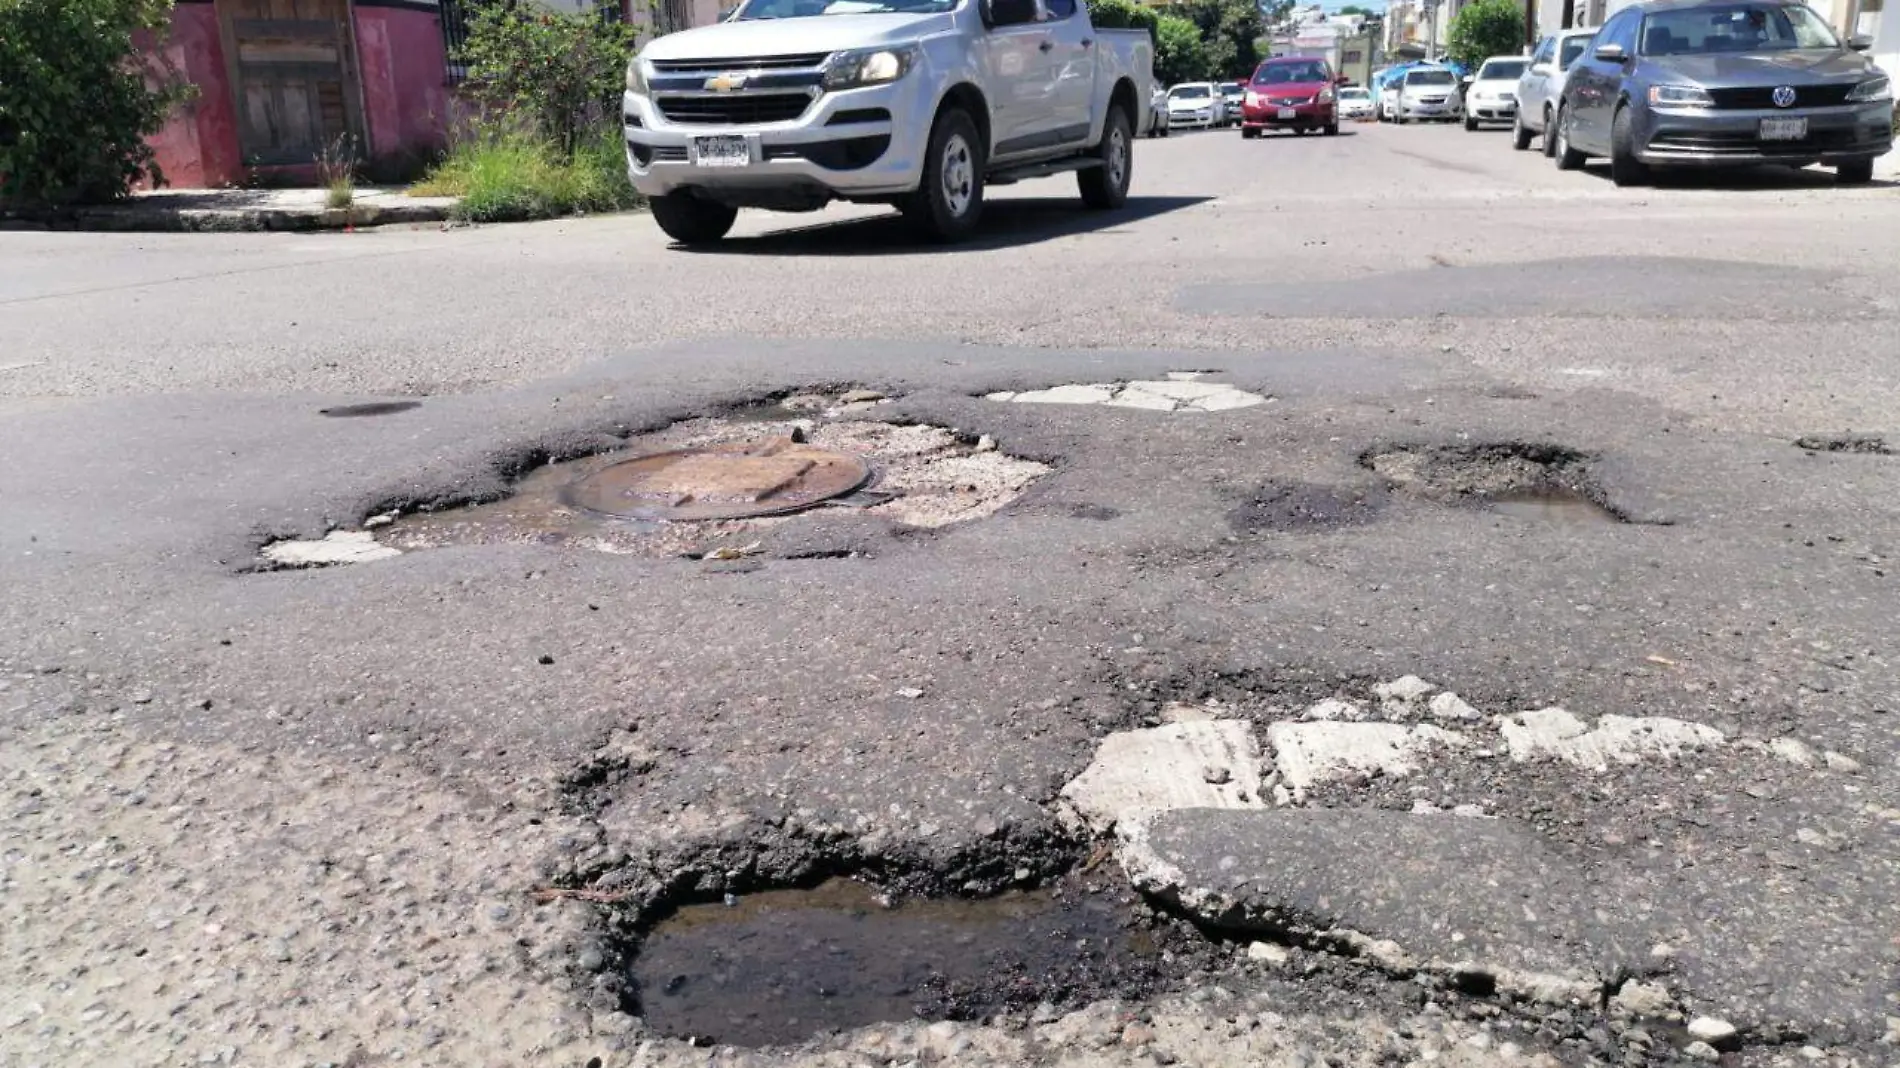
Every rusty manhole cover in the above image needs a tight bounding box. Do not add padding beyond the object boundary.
[562,436,872,521]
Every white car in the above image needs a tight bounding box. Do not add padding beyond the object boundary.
[1378,81,1401,121]
[1463,55,1527,130]
[1513,27,1597,153]
[1167,83,1221,129]
[1337,85,1375,120]
[1393,68,1461,123]
[1147,85,1171,138]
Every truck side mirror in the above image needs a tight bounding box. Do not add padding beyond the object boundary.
[982,0,1038,27]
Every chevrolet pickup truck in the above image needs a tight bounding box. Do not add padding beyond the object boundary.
[621,0,1155,244]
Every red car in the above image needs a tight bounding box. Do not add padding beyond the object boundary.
[1241,57,1342,138]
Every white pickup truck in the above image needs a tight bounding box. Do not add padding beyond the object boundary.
[621,0,1155,244]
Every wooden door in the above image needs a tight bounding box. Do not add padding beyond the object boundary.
[219,0,364,166]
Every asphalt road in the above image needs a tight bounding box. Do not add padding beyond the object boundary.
[4,121,1899,1068]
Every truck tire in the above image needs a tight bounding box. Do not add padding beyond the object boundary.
[1609,106,1650,187]
[903,107,985,242]
[651,191,737,246]
[1078,105,1133,210]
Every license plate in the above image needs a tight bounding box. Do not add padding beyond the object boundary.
[692,135,751,167]
[1277,108,1297,120]
[1759,117,1807,141]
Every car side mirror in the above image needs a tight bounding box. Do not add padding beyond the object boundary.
[1530,62,1551,74]
[1593,42,1627,62]
[982,0,1037,27]
[1847,32,1873,50]
[1336,75,1351,84]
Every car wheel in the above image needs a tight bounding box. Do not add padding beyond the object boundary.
[1241,126,1259,139]
[1609,106,1650,187]
[1837,159,1875,184]
[1512,111,1534,150]
[1541,105,1557,158]
[1464,116,1479,131]
[1395,111,1408,125]
[902,106,984,242]
[1078,105,1133,210]
[1554,104,1586,171]
[650,191,738,246]
[1324,122,1339,136]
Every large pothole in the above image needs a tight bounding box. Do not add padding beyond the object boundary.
[625,870,1211,1048]
[1359,442,1626,525]
[261,397,1050,566]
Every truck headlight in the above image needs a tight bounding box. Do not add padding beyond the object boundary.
[1648,84,1713,107]
[625,57,649,96]
[1846,75,1891,103]
[822,46,916,90]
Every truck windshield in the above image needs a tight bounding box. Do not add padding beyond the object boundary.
[734,0,957,18]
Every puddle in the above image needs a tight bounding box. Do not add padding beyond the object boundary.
[987,373,1267,413]
[319,401,421,417]
[630,878,1177,1048]
[1486,487,1621,525]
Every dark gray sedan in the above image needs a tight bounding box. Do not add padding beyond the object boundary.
[1552,0,1893,185]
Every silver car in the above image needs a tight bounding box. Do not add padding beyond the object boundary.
[1552,0,1894,185]
[1515,28,1599,153]
[1394,68,1462,123]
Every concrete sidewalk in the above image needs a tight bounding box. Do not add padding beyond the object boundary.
[26,186,457,232]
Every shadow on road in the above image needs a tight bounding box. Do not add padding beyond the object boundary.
[682,195,1213,256]
[1575,161,1894,192]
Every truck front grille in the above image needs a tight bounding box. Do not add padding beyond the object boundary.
[656,93,814,125]
[648,52,831,72]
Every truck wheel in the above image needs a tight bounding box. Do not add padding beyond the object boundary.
[903,107,985,242]
[1609,106,1649,187]
[651,191,737,246]
[1078,105,1133,210]
[1837,159,1874,184]
[1512,111,1534,150]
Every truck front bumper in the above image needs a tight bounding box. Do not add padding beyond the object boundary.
[622,81,931,208]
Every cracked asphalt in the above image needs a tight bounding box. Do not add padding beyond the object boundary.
[4,122,1899,1068]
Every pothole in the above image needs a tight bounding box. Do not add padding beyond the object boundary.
[1229,480,1388,533]
[259,398,1050,566]
[1360,443,1626,524]
[987,372,1268,413]
[1795,433,1892,456]
[319,401,421,417]
[628,872,1201,1048]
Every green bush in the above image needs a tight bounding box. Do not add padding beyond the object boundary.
[1084,0,1158,35]
[459,0,634,160]
[1155,14,1209,85]
[410,123,638,222]
[1446,0,1525,70]
[0,0,189,206]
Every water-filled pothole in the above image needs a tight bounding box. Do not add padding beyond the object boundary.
[1487,487,1621,525]
[1360,443,1627,524]
[629,876,1199,1048]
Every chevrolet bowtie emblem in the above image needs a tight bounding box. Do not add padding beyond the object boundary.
[704,72,748,92]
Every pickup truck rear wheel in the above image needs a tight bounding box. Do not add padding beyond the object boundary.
[903,107,984,242]
[1078,106,1133,210]
[651,191,738,246]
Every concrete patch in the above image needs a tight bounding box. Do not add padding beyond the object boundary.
[1267,722,1469,801]
[988,379,1267,413]
[1058,721,1267,836]
[1497,708,1725,772]
[261,530,401,568]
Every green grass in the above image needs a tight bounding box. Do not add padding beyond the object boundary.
[408,126,640,223]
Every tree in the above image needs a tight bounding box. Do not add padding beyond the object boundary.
[460,0,635,160]
[1154,14,1210,85]
[1180,0,1264,79]
[0,0,190,206]
[1445,0,1525,68]
[1337,4,1371,14]
[1085,0,1159,35]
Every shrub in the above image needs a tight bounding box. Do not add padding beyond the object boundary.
[0,0,190,206]
[1446,0,1526,70]
[458,0,634,160]
[1085,0,1158,35]
[1154,14,1209,85]
[410,122,637,222]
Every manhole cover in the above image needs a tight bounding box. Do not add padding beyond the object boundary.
[563,436,872,521]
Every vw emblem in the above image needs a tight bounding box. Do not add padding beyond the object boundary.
[704,72,748,93]
[1771,85,1797,108]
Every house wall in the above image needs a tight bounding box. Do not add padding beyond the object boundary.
[353,0,454,162]
[145,0,244,188]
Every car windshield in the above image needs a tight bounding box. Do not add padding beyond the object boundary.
[1558,35,1593,66]
[1406,70,1455,85]
[1339,87,1370,99]
[733,0,955,18]
[1477,59,1527,80]
[1255,61,1329,84]
[1170,85,1211,99]
[1639,3,1840,54]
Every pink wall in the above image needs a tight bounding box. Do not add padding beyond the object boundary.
[145,1,244,188]
[353,5,452,161]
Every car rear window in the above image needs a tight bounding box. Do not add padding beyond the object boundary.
[1478,59,1527,79]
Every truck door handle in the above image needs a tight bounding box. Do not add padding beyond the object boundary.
[1038,39,1054,52]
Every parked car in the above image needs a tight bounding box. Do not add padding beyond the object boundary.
[1378,80,1401,120]
[1241,56,1341,137]
[1337,85,1376,120]
[1394,67,1463,123]
[1167,82,1222,129]
[1515,27,1599,152]
[1220,82,1247,126]
[1551,0,1894,185]
[1464,55,1527,129]
[621,0,1156,244]
[1148,85,1172,137]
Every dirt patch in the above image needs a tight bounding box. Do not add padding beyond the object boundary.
[1359,443,1627,523]
[1229,480,1389,533]
[1794,433,1893,456]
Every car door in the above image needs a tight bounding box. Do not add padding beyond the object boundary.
[1038,0,1096,146]
[1572,10,1637,150]
[979,0,1060,157]
[1520,36,1555,127]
